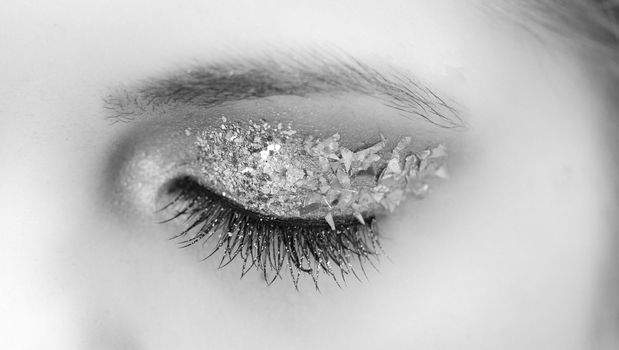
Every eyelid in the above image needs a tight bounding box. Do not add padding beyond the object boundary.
[105,97,451,288]
[158,119,448,288]
[105,95,457,216]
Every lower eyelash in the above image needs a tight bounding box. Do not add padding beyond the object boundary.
[160,176,383,289]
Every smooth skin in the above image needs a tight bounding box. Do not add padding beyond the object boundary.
[1,1,617,349]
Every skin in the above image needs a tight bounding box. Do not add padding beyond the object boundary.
[1,0,617,349]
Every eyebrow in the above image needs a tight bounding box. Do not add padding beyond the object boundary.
[105,51,463,128]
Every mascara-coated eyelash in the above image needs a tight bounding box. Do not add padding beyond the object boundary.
[157,117,448,288]
[161,176,382,289]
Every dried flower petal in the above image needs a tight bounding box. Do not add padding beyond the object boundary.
[393,136,412,155]
[380,158,402,179]
[340,147,353,173]
[325,212,336,231]
[430,144,448,158]
[336,169,351,189]
[353,212,366,225]
[192,118,449,220]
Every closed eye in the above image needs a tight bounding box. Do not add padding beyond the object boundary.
[103,51,460,289]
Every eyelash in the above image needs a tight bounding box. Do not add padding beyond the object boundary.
[161,176,383,289]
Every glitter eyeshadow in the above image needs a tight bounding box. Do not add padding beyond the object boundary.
[188,118,448,230]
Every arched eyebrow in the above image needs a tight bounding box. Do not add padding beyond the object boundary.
[104,52,463,128]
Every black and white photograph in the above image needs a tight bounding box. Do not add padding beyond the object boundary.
[1,1,618,349]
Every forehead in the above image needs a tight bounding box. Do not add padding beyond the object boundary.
[9,1,585,112]
[3,1,550,74]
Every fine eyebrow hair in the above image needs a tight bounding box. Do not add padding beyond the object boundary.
[105,52,463,128]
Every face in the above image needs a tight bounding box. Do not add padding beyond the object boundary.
[1,1,617,349]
